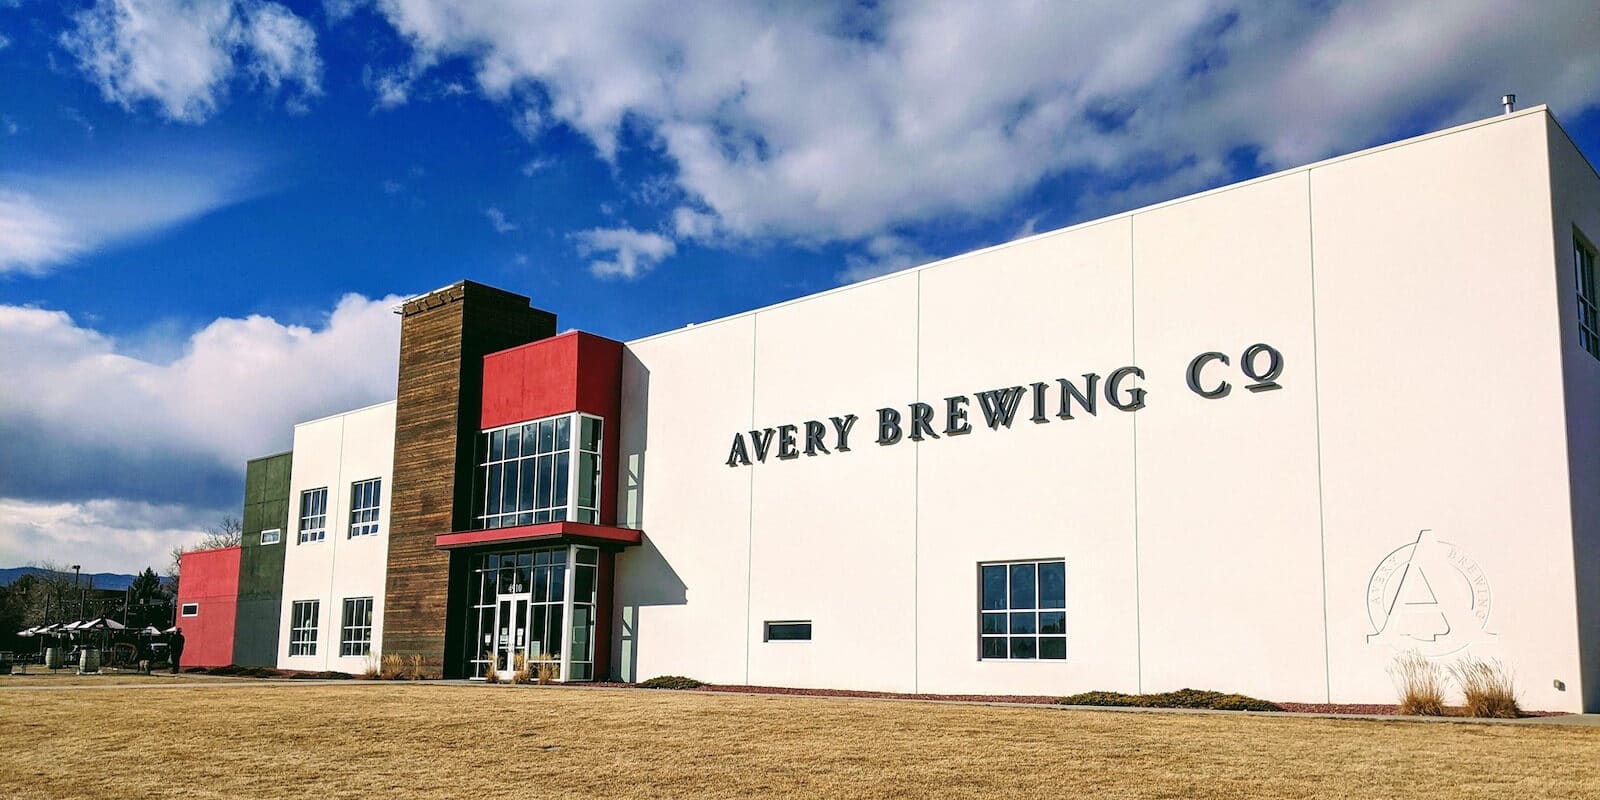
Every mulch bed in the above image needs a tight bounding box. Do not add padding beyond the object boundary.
[594,681,1566,718]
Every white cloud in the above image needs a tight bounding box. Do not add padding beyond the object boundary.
[837,234,934,284]
[0,163,254,275]
[484,206,517,233]
[0,498,223,575]
[0,294,401,471]
[363,0,1600,265]
[60,0,322,123]
[0,31,11,50]
[573,227,676,280]
[0,293,402,572]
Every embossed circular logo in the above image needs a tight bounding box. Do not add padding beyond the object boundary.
[1366,529,1495,657]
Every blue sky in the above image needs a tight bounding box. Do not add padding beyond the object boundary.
[3,0,1599,572]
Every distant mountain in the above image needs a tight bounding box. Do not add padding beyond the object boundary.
[0,567,154,591]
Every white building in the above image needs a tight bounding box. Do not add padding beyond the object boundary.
[613,106,1599,712]
[276,401,396,672]
[225,106,1600,713]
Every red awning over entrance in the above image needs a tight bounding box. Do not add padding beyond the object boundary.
[434,521,642,550]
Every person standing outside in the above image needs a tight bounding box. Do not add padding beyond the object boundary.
[168,628,185,674]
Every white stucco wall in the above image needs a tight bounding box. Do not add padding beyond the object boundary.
[1549,118,1600,713]
[277,401,396,673]
[614,108,1597,712]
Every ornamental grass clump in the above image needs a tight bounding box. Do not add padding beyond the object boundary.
[407,654,425,681]
[1449,655,1521,718]
[1388,650,1447,716]
[535,653,559,685]
[361,655,381,680]
[511,653,533,685]
[379,654,405,680]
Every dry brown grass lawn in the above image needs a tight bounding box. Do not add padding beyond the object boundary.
[3,682,1598,799]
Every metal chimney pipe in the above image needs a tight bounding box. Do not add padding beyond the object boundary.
[1502,94,1516,114]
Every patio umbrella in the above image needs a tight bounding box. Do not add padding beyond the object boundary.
[140,626,163,636]
[163,626,179,634]
[101,618,126,631]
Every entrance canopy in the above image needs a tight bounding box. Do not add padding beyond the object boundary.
[434,520,641,550]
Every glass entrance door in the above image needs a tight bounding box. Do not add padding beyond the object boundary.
[466,545,601,680]
[492,594,530,675]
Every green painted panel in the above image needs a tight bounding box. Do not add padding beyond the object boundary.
[235,451,291,666]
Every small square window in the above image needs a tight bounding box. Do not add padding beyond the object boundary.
[978,559,1066,661]
[180,603,199,617]
[259,528,282,546]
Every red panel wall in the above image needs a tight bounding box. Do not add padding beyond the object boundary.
[175,546,241,668]
[481,331,623,525]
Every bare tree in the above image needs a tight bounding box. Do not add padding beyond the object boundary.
[203,515,244,548]
[167,515,245,595]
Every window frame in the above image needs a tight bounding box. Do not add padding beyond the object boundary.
[475,412,604,529]
[297,487,328,544]
[763,621,813,642]
[289,600,319,657]
[978,558,1067,662]
[180,603,199,617]
[259,528,282,546]
[1577,229,1599,360]
[348,478,383,538]
[340,597,374,658]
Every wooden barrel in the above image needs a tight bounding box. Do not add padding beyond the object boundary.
[79,648,101,674]
[44,647,63,670]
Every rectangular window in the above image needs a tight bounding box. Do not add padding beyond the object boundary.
[298,488,328,544]
[476,413,603,529]
[259,528,282,545]
[979,559,1066,661]
[348,478,382,538]
[764,621,812,641]
[340,597,374,657]
[180,603,199,617]
[289,600,319,657]
[1578,232,1598,360]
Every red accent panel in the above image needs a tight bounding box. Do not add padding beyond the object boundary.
[481,331,623,429]
[175,546,240,668]
[434,521,642,549]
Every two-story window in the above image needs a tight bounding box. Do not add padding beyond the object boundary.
[298,488,328,544]
[980,559,1067,660]
[1578,232,1598,360]
[289,600,319,656]
[349,478,382,537]
[477,413,604,528]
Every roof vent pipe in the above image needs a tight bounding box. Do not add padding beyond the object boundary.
[1502,94,1516,114]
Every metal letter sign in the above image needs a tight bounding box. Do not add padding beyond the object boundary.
[724,343,1285,465]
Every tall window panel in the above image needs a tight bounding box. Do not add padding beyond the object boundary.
[575,417,603,524]
[298,488,328,544]
[348,478,382,538]
[1578,233,1598,360]
[289,600,319,656]
[979,559,1067,660]
[476,413,603,529]
[340,597,374,657]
